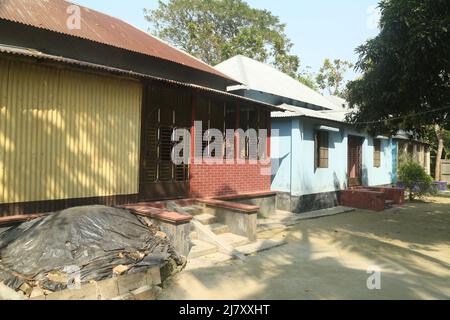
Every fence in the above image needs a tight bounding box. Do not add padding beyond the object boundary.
[442,160,450,184]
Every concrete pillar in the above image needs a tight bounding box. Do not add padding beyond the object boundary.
[154,220,191,257]
[425,147,431,175]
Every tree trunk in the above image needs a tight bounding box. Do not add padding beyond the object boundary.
[435,125,444,181]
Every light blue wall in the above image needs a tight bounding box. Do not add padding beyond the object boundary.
[392,141,398,184]
[270,118,292,193]
[363,136,393,186]
[271,117,393,196]
[293,118,347,196]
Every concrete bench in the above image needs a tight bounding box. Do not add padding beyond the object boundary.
[121,203,192,223]
[196,199,259,241]
[197,198,260,214]
[213,191,277,218]
[0,213,47,226]
[120,203,192,256]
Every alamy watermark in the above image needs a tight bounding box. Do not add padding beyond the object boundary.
[63,265,81,290]
[366,265,381,290]
[66,4,81,30]
[171,123,279,176]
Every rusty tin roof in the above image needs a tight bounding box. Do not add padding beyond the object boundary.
[0,0,232,80]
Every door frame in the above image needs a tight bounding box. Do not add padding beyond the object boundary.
[347,135,364,187]
[138,82,191,202]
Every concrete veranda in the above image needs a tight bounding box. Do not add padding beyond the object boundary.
[158,196,450,300]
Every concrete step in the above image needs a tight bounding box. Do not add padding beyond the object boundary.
[273,210,295,217]
[385,200,395,209]
[190,231,198,240]
[194,213,216,225]
[205,223,230,235]
[258,216,295,225]
[181,205,205,215]
[216,233,250,248]
[257,206,355,232]
[193,205,215,215]
[189,240,218,259]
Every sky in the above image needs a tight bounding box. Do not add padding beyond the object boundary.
[71,0,381,81]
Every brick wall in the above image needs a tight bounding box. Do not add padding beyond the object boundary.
[189,163,271,198]
[341,190,386,211]
[366,187,405,205]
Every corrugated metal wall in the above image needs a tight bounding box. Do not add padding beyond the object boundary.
[0,59,142,204]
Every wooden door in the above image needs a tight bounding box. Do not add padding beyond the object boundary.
[348,136,363,187]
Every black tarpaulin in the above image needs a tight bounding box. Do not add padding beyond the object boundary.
[0,205,183,292]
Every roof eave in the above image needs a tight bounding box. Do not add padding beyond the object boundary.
[0,45,280,111]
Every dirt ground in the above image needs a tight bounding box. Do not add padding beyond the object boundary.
[158,196,450,300]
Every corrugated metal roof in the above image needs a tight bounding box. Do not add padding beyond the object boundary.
[0,44,282,111]
[272,103,349,123]
[215,55,340,110]
[393,130,429,145]
[0,0,232,81]
[325,95,352,111]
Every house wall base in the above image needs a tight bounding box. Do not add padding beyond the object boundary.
[0,194,139,218]
[276,191,340,214]
[213,208,257,242]
[341,189,385,211]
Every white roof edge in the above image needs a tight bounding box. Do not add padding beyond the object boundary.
[272,104,348,123]
[215,55,339,110]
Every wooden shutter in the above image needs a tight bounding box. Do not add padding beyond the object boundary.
[239,105,250,160]
[373,139,381,168]
[197,96,210,158]
[316,131,329,168]
[209,99,225,158]
[314,131,318,170]
[248,107,259,161]
[225,103,237,159]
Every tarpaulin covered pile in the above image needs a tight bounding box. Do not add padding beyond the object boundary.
[0,205,183,293]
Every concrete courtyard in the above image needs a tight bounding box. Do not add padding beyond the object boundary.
[159,195,450,300]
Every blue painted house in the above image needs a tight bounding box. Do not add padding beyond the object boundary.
[216,56,394,213]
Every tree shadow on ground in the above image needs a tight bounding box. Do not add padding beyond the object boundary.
[159,198,450,300]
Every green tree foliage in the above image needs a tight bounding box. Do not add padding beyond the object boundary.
[145,0,300,77]
[297,66,317,90]
[315,58,353,97]
[398,161,433,200]
[346,0,450,135]
[444,131,450,159]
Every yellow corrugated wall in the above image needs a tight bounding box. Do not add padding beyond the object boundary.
[0,59,142,204]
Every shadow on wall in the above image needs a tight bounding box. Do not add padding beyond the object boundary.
[333,171,347,191]
[362,165,369,186]
[270,152,290,184]
[303,121,343,149]
[189,182,237,199]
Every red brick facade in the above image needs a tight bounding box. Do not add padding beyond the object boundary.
[341,190,386,211]
[341,187,405,211]
[365,187,405,205]
[189,163,271,198]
